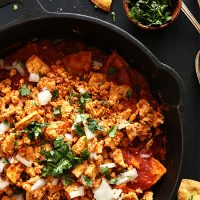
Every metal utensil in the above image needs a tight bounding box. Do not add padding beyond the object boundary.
[195,50,200,83]
[181,2,200,34]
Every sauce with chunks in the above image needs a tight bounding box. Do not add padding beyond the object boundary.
[0,37,166,200]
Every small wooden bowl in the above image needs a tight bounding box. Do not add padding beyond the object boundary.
[123,0,182,30]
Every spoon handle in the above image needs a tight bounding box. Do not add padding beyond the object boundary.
[181,2,200,34]
[197,0,200,7]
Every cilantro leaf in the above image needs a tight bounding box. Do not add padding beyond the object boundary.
[126,89,133,99]
[20,84,31,96]
[4,120,9,126]
[81,149,90,160]
[88,118,103,131]
[63,178,73,186]
[107,126,118,138]
[100,167,111,179]
[83,176,92,186]
[74,123,85,137]
[52,89,59,100]
[21,122,48,139]
[78,92,92,113]
[41,137,85,177]
[189,194,193,200]
[110,178,118,184]
[53,106,61,116]
[69,87,76,105]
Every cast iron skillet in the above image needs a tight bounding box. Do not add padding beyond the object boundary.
[0,0,184,199]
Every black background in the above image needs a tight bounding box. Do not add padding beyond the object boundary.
[0,0,199,195]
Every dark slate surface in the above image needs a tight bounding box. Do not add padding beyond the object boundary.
[0,0,199,195]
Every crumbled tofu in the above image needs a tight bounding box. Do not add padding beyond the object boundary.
[72,136,87,155]
[121,192,139,200]
[112,149,127,168]
[1,133,15,156]
[88,73,106,87]
[141,191,153,200]
[85,164,98,180]
[72,163,86,178]
[6,163,24,183]
[26,55,50,75]
[126,122,142,142]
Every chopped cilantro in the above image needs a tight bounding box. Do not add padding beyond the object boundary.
[74,123,85,137]
[126,89,133,99]
[20,84,31,96]
[52,89,59,100]
[14,141,19,147]
[69,87,76,105]
[41,137,84,177]
[111,12,116,22]
[108,67,118,76]
[83,176,92,186]
[78,92,92,113]
[100,167,111,179]
[100,101,110,108]
[21,122,48,139]
[63,177,73,186]
[107,126,118,138]
[4,120,9,126]
[88,118,103,131]
[81,149,90,160]
[13,4,18,11]
[53,106,61,116]
[189,194,193,200]
[32,101,38,106]
[110,178,118,184]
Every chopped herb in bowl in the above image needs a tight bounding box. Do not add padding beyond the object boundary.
[124,0,182,29]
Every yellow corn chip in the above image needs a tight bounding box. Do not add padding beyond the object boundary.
[91,0,112,12]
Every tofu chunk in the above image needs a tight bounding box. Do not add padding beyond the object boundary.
[72,163,86,178]
[26,55,49,75]
[72,136,87,155]
[112,149,128,168]
[85,164,98,180]
[6,163,24,183]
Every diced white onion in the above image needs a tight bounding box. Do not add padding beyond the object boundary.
[78,87,86,94]
[0,122,9,134]
[52,178,59,186]
[100,163,116,169]
[65,133,73,142]
[8,157,15,164]
[38,89,52,105]
[116,168,138,185]
[84,125,95,140]
[117,121,130,130]
[140,153,151,159]
[93,60,103,67]
[69,186,84,199]
[0,178,9,190]
[90,153,98,160]
[31,178,46,191]
[15,154,32,167]
[29,73,40,82]
[0,159,7,174]
[93,178,114,200]
[13,61,25,76]
[14,193,24,200]
[112,189,122,199]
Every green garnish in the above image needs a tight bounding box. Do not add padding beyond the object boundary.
[189,194,193,200]
[78,92,92,113]
[14,141,19,147]
[41,137,84,177]
[20,84,31,96]
[74,123,85,137]
[108,67,118,76]
[100,101,110,108]
[21,122,48,139]
[52,89,59,100]
[126,89,133,99]
[53,106,61,116]
[88,118,103,131]
[100,167,111,179]
[110,178,118,184]
[107,126,118,138]
[4,120,9,126]
[83,176,92,186]
[63,177,73,186]
[32,101,38,106]
[69,87,76,105]
[127,0,172,26]
[81,149,90,160]
[13,4,18,11]
[111,12,116,22]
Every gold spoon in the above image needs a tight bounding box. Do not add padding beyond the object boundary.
[195,50,200,83]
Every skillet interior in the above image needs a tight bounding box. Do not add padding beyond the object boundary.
[0,15,183,200]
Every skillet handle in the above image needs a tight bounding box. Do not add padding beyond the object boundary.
[0,0,48,31]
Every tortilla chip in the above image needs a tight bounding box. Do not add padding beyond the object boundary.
[90,0,112,12]
[178,179,200,200]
